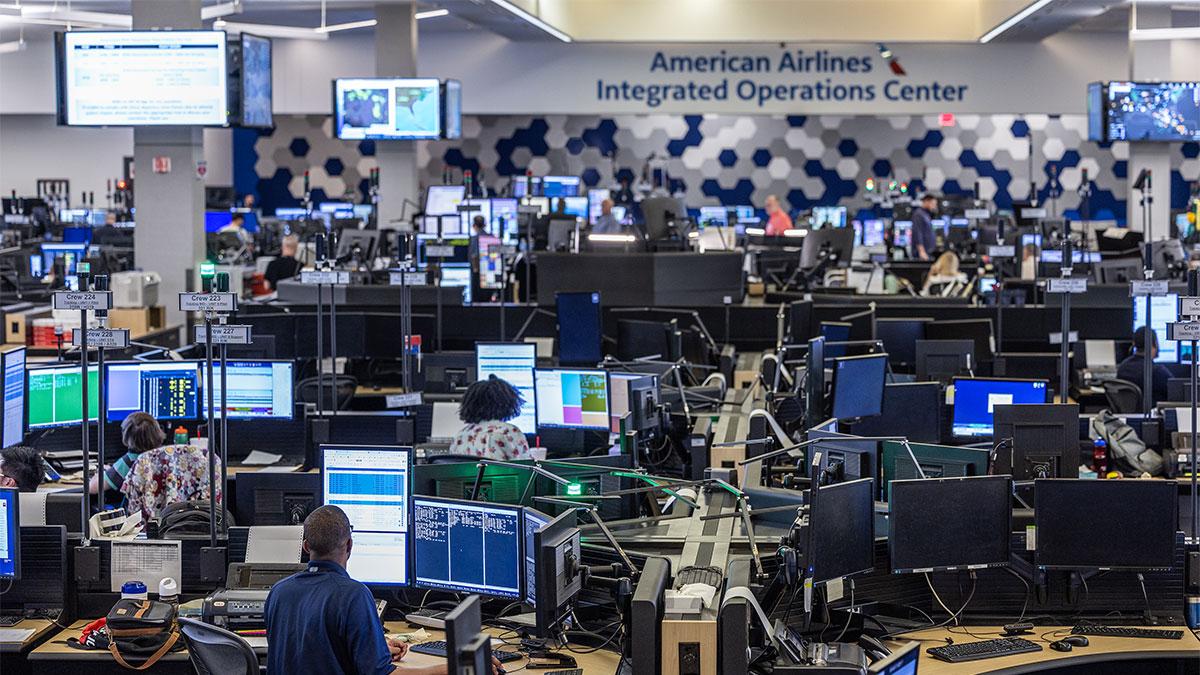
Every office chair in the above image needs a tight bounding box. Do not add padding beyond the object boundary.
[178,618,261,675]
[295,374,358,411]
[1103,379,1143,414]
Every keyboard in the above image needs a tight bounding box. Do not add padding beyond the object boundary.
[1071,625,1184,640]
[410,641,523,662]
[674,566,723,589]
[926,638,1042,663]
[0,616,20,627]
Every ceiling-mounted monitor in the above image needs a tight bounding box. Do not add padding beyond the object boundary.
[442,79,462,140]
[237,33,273,128]
[56,30,229,127]
[333,77,441,140]
[1105,81,1200,142]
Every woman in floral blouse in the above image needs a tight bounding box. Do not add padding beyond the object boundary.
[449,376,530,461]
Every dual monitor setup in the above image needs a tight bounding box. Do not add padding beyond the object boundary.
[22,360,294,430]
[321,445,581,636]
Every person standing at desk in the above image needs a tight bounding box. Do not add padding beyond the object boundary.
[469,216,501,302]
[264,234,303,290]
[764,195,792,236]
[1117,326,1171,407]
[593,198,623,234]
[265,506,498,675]
[911,193,938,261]
[0,445,46,492]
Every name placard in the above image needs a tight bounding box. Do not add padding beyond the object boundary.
[1046,277,1087,294]
[71,328,129,349]
[192,324,253,345]
[179,292,238,313]
[53,291,112,311]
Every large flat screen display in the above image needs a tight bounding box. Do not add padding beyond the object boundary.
[239,34,273,128]
[443,79,462,140]
[334,78,441,140]
[57,31,228,126]
[1106,81,1200,142]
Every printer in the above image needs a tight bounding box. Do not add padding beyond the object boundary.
[202,563,305,631]
[111,271,161,308]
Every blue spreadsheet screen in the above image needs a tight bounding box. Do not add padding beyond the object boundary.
[0,488,17,578]
[952,379,1047,438]
[413,497,522,599]
[322,446,410,585]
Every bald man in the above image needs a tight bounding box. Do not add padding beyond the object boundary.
[765,195,792,236]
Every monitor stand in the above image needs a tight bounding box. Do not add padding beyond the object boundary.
[506,611,536,629]
[404,608,447,630]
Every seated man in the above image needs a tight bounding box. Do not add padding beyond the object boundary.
[266,506,500,675]
[1116,326,1172,408]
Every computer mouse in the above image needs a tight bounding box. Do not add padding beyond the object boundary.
[1050,640,1073,652]
[1062,635,1089,647]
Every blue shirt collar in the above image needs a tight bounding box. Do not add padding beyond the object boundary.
[306,559,349,576]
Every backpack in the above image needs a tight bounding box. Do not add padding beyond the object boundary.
[155,500,235,538]
[105,599,183,670]
[1090,409,1164,477]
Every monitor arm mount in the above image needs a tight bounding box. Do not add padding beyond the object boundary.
[534,496,639,580]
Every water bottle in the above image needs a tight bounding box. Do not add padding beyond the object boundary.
[158,578,179,607]
[121,581,148,601]
[174,426,189,445]
[1092,438,1108,475]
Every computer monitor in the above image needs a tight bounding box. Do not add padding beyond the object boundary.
[951,377,1049,439]
[926,319,994,360]
[811,206,847,229]
[0,487,18,579]
[523,507,551,606]
[586,189,611,225]
[233,471,321,526]
[991,404,1080,479]
[698,206,729,228]
[805,337,826,427]
[560,196,588,220]
[733,205,759,225]
[1034,479,1177,570]
[868,641,919,674]
[875,318,931,372]
[321,445,410,586]
[105,360,203,422]
[412,496,522,598]
[475,343,537,435]
[800,227,855,269]
[993,353,1062,383]
[525,196,550,216]
[617,319,675,362]
[810,478,874,584]
[424,185,466,217]
[1133,293,1179,363]
[2,347,26,448]
[26,363,99,428]
[444,595,489,675]
[861,219,885,247]
[840,308,875,342]
[204,210,233,233]
[533,508,582,637]
[202,360,295,420]
[820,322,852,359]
[788,300,813,342]
[889,475,1013,574]
[336,230,377,261]
[555,292,602,367]
[542,176,581,198]
[849,382,941,444]
[915,340,974,384]
[892,220,913,248]
[880,441,990,501]
[40,243,89,279]
[830,354,887,420]
[534,368,610,430]
[490,198,520,244]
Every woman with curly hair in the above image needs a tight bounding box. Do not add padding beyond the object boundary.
[449,376,530,460]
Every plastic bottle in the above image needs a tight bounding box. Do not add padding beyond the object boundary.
[1092,438,1108,475]
[121,581,148,601]
[158,578,179,607]
[174,426,189,445]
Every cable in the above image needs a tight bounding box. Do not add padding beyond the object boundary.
[0,579,11,595]
[1003,566,1031,625]
[833,580,855,643]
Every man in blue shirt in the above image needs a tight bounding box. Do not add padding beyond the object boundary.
[592,199,623,234]
[1117,326,1172,408]
[911,193,938,261]
[265,506,453,675]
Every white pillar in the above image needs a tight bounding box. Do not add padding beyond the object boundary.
[374,2,421,229]
[131,0,206,324]
[1126,3,1172,238]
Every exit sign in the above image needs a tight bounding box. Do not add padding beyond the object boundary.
[939,113,956,127]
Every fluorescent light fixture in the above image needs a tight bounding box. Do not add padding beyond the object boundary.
[201,1,242,21]
[1131,26,1200,41]
[0,38,25,53]
[315,18,377,33]
[489,0,571,42]
[744,227,766,236]
[216,20,328,40]
[588,233,636,243]
[0,5,21,17]
[20,6,132,27]
[782,229,807,238]
[979,0,1054,43]
[416,8,450,20]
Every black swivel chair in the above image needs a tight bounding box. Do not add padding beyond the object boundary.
[178,618,261,675]
[295,374,358,411]
[1103,379,1143,414]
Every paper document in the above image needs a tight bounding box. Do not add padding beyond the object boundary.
[242,450,283,465]
[430,402,461,440]
[110,539,182,593]
[18,492,48,526]
[1176,409,1195,435]
[256,464,302,474]
[0,629,36,643]
[246,525,304,563]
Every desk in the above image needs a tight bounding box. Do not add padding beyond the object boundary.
[0,619,59,654]
[888,626,1200,675]
[28,619,622,674]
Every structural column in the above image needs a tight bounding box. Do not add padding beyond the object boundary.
[374,2,420,228]
[131,0,206,324]
[1126,3,1172,237]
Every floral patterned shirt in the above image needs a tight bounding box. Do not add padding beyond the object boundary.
[448,421,530,461]
[121,444,224,522]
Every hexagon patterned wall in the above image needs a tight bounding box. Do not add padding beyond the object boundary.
[237,114,1200,226]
